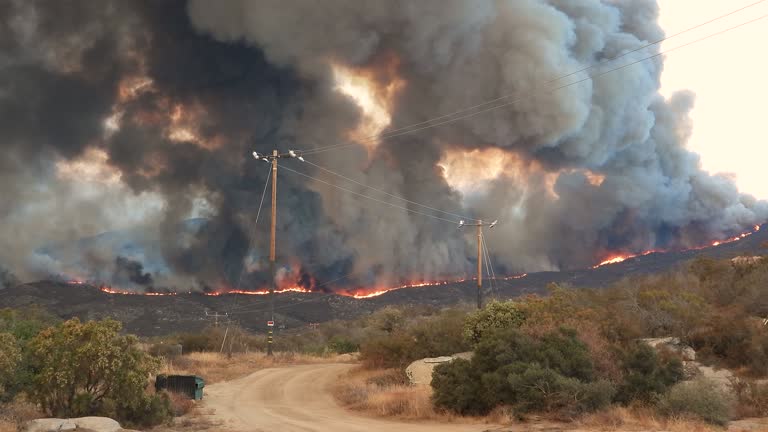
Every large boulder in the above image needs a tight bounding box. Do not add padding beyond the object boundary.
[23,417,123,432]
[23,419,76,432]
[405,352,472,385]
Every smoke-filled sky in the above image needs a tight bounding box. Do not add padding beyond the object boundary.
[0,0,765,292]
[658,0,768,200]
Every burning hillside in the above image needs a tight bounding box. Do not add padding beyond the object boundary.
[65,222,763,300]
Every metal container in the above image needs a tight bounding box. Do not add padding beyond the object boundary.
[155,374,205,400]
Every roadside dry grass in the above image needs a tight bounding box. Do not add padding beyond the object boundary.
[333,367,437,420]
[0,397,43,432]
[578,405,729,431]
[331,367,476,422]
[160,351,353,384]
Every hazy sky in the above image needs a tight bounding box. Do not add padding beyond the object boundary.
[658,0,768,199]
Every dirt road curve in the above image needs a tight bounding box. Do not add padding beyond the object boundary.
[203,363,501,432]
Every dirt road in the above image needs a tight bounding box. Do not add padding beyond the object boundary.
[202,363,501,432]
[200,362,768,432]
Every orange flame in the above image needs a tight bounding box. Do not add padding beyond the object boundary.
[331,54,405,150]
[343,279,466,299]
[592,224,763,268]
[203,286,311,296]
[98,285,177,296]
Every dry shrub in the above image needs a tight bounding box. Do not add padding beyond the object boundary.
[732,378,768,418]
[165,391,194,416]
[0,397,43,430]
[579,405,720,432]
[332,367,447,420]
[521,314,621,381]
[365,368,408,387]
[365,385,434,418]
[161,351,342,384]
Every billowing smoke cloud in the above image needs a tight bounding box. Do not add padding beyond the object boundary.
[113,256,153,288]
[189,0,768,273]
[0,0,765,292]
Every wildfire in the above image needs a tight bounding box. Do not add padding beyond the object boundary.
[592,224,764,268]
[331,55,405,150]
[438,148,604,198]
[203,286,311,296]
[98,285,177,296]
[344,279,465,299]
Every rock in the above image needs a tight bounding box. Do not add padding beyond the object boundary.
[697,365,735,393]
[640,337,696,361]
[405,352,473,385]
[336,352,359,362]
[23,419,73,432]
[23,417,123,432]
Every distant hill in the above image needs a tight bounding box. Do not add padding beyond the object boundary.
[1,224,764,337]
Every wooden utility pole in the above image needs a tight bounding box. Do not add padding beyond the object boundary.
[252,149,304,356]
[459,219,498,309]
[268,150,278,356]
[477,221,482,310]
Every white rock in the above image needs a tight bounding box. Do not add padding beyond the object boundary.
[23,417,123,432]
[405,352,473,385]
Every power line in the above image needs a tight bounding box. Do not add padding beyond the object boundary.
[226,165,272,316]
[481,231,499,298]
[280,164,462,224]
[302,159,475,221]
[301,7,768,156]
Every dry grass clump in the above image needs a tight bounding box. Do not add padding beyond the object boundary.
[0,397,43,431]
[332,367,461,421]
[578,405,723,432]
[152,405,223,432]
[161,351,349,384]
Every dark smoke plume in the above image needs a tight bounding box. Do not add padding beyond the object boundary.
[0,0,765,292]
[113,256,153,288]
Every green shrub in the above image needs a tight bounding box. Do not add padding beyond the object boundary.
[26,318,162,422]
[433,328,606,415]
[506,363,614,415]
[463,301,526,344]
[615,343,683,404]
[660,378,732,426]
[327,337,358,354]
[472,328,594,381]
[431,359,488,414]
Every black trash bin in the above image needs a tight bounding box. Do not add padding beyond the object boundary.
[155,374,205,400]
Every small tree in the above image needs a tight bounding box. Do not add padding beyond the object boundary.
[463,301,526,344]
[0,332,20,397]
[27,318,162,418]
